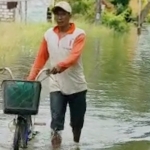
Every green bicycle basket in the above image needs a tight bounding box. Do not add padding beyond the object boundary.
[1,80,42,115]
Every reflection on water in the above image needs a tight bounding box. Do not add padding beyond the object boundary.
[1,26,150,150]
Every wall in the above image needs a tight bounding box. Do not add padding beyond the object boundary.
[22,0,49,23]
[0,2,15,22]
[0,0,52,23]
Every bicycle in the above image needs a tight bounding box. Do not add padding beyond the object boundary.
[0,67,49,150]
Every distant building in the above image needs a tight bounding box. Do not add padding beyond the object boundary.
[0,1,17,22]
[0,0,52,23]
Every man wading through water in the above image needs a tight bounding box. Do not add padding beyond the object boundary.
[27,1,87,148]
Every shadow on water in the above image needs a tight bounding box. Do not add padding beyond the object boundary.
[1,25,150,150]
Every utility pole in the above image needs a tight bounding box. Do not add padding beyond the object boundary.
[19,1,22,22]
[137,0,141,35]
[94,0,101,75]
[95,0,102,25]
[25,0,27,24]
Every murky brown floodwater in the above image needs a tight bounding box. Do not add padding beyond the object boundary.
[1,25,150,150]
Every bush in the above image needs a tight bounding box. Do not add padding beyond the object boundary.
[145,14,150,23]
[102,12,129,32]
[121,6,132,22]
[116,3,126,15]
[109,0,130,7]
[52,0,131,32]
[55,0,91,15]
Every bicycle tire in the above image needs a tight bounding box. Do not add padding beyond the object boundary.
[20,122,28,148]
[13,123,20,150]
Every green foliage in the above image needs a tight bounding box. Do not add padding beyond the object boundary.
[109,0,130,6]
[116,4,127,15]
[55,0,91,15]
[53,0,131,32]
[145,14,150,23]
[102,12,129,32]
[121,6,132,22]
[71,0,89,14]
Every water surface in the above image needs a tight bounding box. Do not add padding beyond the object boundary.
[0,26,150,150]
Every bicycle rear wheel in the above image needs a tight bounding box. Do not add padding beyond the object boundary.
[13,123,20,150]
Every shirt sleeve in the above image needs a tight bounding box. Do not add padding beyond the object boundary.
[27,37,49,80]
[57,33,86,70]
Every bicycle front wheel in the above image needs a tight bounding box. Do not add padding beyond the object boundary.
[20,122,28,148]
[13,123,20,150]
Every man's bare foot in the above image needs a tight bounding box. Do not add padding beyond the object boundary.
[51,131,62,148]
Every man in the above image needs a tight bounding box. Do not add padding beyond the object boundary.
[27,1,87,147]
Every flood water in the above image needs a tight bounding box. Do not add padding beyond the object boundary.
[1,25,150,150]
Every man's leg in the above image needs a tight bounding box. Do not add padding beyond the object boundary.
[68,90,87,143]
[50,91,67,146]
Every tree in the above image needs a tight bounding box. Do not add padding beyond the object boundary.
[109,0,130,6]
[55,0,91,15]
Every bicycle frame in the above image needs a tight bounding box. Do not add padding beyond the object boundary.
[0,67,49,148]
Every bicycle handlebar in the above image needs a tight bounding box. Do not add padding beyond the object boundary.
[0,67,15,79]
[0,67,49,81]
[35,68,49,81]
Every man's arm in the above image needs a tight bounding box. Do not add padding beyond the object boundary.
[57,33,86,71]
[27,38,49,80]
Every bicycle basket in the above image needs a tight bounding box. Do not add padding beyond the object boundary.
[1,80,42,115]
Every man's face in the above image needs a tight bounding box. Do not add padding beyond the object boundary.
[54,7,71,27]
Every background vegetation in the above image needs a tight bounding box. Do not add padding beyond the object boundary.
[51,0,150,32]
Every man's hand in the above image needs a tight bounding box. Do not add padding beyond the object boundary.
[47,65,64,75]
[51,65,62,74]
